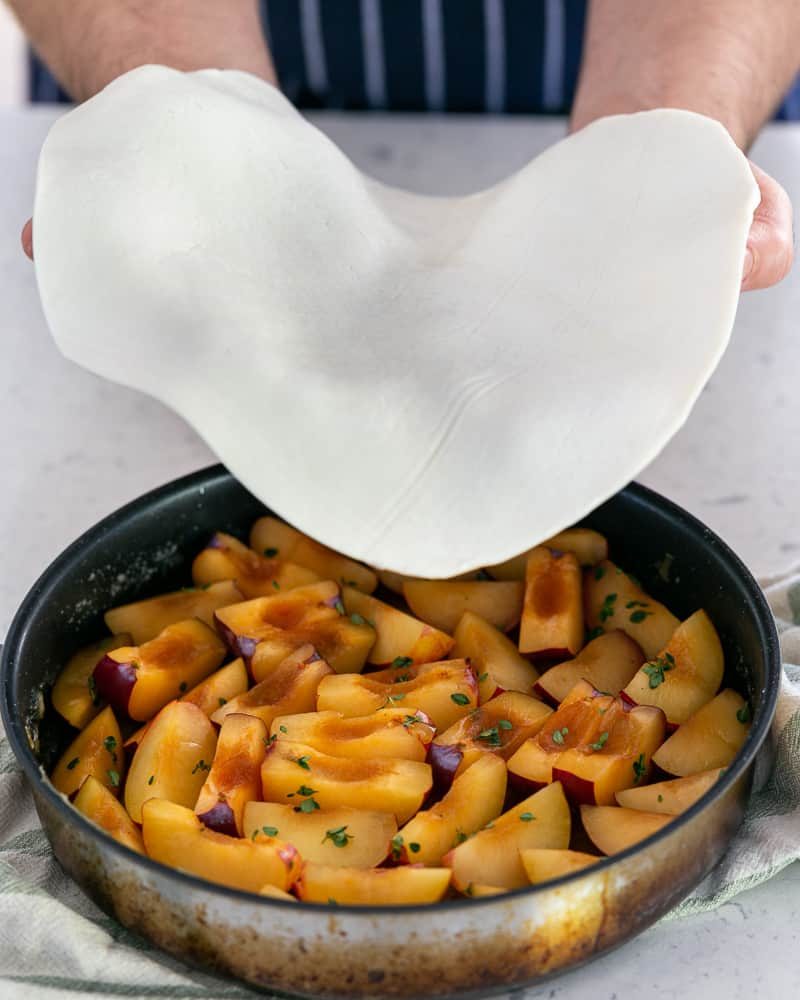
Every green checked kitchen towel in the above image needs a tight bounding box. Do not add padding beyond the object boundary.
[1,570,799,998]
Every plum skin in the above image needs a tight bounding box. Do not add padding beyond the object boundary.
[197,800,239,837]
[93,655,137,717]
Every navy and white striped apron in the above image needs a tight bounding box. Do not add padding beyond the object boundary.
[30,0,800,119]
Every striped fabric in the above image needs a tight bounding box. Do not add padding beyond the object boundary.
[31,0,800,118]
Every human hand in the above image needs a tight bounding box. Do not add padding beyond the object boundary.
[741,162,793,291]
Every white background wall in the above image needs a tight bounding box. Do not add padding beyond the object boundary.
[0,4,26,105]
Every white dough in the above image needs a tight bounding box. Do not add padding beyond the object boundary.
[33,66,759,577]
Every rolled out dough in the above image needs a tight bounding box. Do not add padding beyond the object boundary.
[33,66,759,577]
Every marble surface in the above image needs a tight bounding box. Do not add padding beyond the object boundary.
[1,106,799,998]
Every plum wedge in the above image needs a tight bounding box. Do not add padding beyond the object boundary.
[615,768,724,814]
[250,515,377,594]
[243,802,397,867]
[192,531,319,597]
[297,863,452,905]
[142,798,301,893]
[507,680,666,805]
[443,781,570,891]
[51,706,124,799]
[584,560,679,659]
[73,774,145,853]
[581,805,671,855]
[92,619,226,722]
[518,547,583,660]
[195,713,268,836]
[316,659,478,730]
[260,739,432,823]
[51,633,132,729]
[211,645,332,728]
[269,708,435,762]
[104,580,243,644]
[395,754,507,865]
[452,611,540,700]
[402,579,524,634]
[652,689,750,776]
[180,658,249,717]
[125,699,217,823]
[342,586,454,665]
[520,848,598,884]
[621,610,724,727]
[430,691,552,786]
[534,630,645,705]
[214,581,375,675]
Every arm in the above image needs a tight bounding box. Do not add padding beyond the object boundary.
[6,0,277,102]
[571,0,797,290]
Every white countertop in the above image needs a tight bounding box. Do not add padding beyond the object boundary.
[1,106,798,999]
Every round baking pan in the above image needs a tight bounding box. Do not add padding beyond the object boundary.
[0,466,780,998]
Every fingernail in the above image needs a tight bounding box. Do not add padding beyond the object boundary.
[741,247,753,286]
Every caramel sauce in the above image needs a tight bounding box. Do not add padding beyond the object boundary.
[528,561,569,619]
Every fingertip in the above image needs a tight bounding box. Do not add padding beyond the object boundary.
[741,247,754,289]
[21,219,33,260]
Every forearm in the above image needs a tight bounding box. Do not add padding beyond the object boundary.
[572,0,800,148]
[6,0,276,101]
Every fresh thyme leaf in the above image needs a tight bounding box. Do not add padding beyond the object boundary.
[392,656,413,669]
[262,826,279,837]
[272,580,280,591]
[294,755,311,771]
[629,610,652,624]
[66,757,79,770]
[402,715,420,728]
[87,675,101,706]
[454,829,468,846]
[350,613,370,627]
[323,825,353,848]
[497,719,513,730]
[737,703,751,724]
[477,727,501,747]
[519,812,534,822]
[192,759,211,775]
[334,598,345,615]
[218,697,227,706]
[642,656,675,689]
[107,769,120,788]
[263,547,279,558]
[476,569,492,580]
[632,753,647,784]
[390,834,404,860]
[294,797,320,814]
[589,731,609,752]
[585,626,605,642]
[279,725,288,734]
[103,735,118,761]
[409,842,421,853]
[551,727,568,746]
[451,693,470,706]
[598,593,617,623]
[594,565,606,580]
[478,672,489,683]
